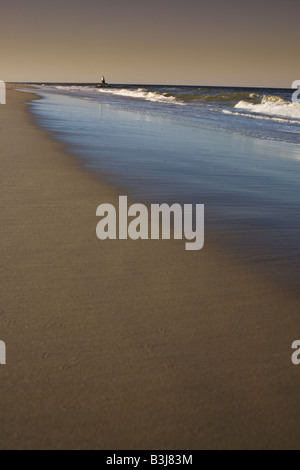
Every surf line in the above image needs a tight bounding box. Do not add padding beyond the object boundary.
[96,196,204,251]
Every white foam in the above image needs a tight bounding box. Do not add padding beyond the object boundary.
[53,85,181,104]
[234,95,300,121]
[55,85,89,91]
[97,87,180,104]
[222,109,299,124]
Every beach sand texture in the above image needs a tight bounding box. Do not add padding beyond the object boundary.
[1,87,300,449]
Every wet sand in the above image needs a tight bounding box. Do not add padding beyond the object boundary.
[1,86,300,449]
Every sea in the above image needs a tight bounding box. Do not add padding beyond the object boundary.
[24,83,300,291]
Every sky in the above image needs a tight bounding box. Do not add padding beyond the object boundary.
[1,0,299,87]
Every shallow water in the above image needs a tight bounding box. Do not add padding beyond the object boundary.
[28,86,300,292]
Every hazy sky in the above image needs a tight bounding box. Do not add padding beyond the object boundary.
[1,0,299,86]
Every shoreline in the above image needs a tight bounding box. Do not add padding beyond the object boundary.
[25,85,300,295]
[1,87,300,449]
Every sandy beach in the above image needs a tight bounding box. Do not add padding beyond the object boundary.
[1,86,300,450]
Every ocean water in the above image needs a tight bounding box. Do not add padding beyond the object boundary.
[27,84,300,291]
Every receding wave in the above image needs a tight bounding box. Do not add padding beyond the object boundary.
[222,109,299,124]
[234,95,300,121]
[53,86,298,122]
[39,84,299,144]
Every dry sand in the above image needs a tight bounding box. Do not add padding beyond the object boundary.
[1,87,300,450]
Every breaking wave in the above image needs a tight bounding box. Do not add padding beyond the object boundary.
[97,87,179,104]
[97,88,261,106]
[234,95,300,121]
